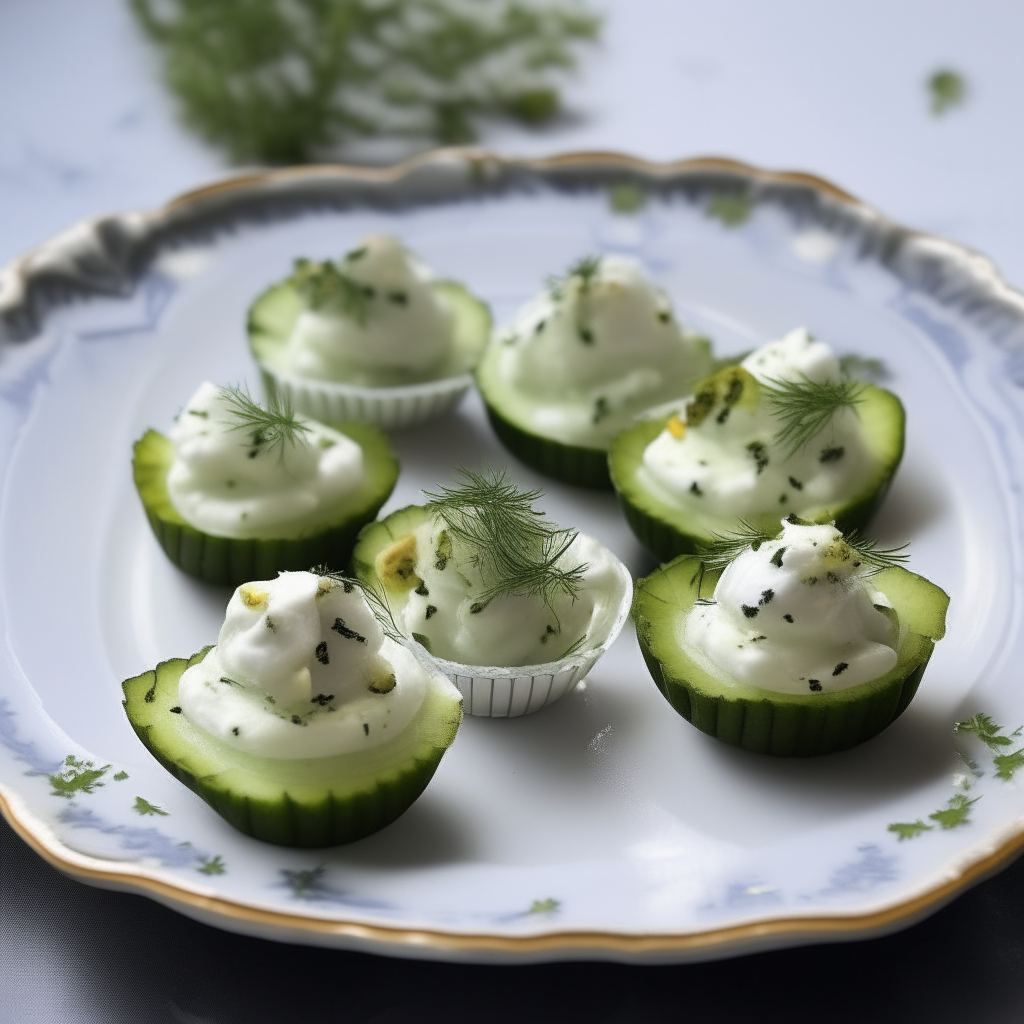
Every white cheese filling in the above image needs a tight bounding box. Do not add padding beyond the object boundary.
[394,520,629,668]
[166,381,365,539]
[639,328,873,520]
[492,255,712,445]
[684,521,898,695]
[178,572,430,758]
[284,234,453,382]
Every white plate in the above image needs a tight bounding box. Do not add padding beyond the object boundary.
[2,151,1024,963]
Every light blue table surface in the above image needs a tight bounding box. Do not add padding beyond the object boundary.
[3,2,1024,1020]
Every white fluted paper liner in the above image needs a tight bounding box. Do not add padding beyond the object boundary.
[421,558,635,718]
[261,366,473,430]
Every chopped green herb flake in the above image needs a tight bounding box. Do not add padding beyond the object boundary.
[783,614,794,623]
[690,481,703,496]
[741,604,759,619]
[414,582,429,597]
[707,193,752,227]
[387,290,408,305]
[760,588,774,605]
[928,69,966,116]
[819,446,845,463]
[609,183,645,214]
[170,706,182,714]
[412,632,432,653]
[425,604,438,620]
[746,441,769,474]
[331,618,366,643]
[311,693,335,706]
[315,641,329,665]
[833,662,849,676]
[770,547,786,568]
[788,476,803,490]
[133,796,168,817]
[929,793,978,830]
[113,770,129,781]
[198,856,226,876]
[363,723,370,736]
[888,820,933,841]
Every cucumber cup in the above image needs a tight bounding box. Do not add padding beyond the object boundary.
[351,473,634,717]
[633,519,948,756]
[133,383,398,587]
[248,236,491,429]
[610,332,905,562]
[122,573,463,847]
[476,255,714,489]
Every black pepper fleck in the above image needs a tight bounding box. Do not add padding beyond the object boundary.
[833,662,849,676]
[808,680,822,692]
[425,605,438,620]
[169,706,182,714]
[783,614,794,623]
[315,641,329,665]
[741,604,759,619]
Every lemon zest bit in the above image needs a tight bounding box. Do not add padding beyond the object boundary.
[239,584,269,608]
[667,416,686,439]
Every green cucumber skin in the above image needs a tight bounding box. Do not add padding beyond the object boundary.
[483,401,613,490]
[633,556,945,757]
[609,385,906,562]
[122,653,460,848]
[248,278,491,387]
[133,421,398,587]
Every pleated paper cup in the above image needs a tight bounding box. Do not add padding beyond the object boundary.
[262,367,474,430]
[421,558,634,718]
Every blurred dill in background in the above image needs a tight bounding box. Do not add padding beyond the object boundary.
[129,0,600,165]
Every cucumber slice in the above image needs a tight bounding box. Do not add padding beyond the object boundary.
[475,336,713,491]
[133,421,398,587]
[249,278,491,428]
[609,383,905,562]
[122,648,462,847]
[633,556,948,756]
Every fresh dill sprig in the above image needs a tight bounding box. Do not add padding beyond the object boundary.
[840,531,910,577]
[423,468,586,608]
[220,385,311,456]
[692,520,774,592]
[292,258,373,324]
[546,254,602,301]
[691,519,909,592]
[129,0,600,165]
[761,375,865,456]
[309,566,404,643]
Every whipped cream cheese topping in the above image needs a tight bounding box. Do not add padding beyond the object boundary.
[284,234,453,382]
[178,572,430,758]
[166,381,364,539]
[384,520,628,668]
[492,255,712,445]
[640,328,872,519]
[685,520,898,694]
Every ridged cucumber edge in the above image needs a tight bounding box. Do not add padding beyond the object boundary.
[122,650,462,848]
[632,555,946,757]
[608,385,906,562]
[247,278,491,385]
[132,423,398,587]
[481,400,612,490]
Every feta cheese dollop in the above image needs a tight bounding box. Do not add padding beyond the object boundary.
[178,572,433,758]
[492,255,713,445]
[685,520,898,695]
[283,234,453,384]
[379,520,630,668]
[166,381,365,539]
[640,328,874,521]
